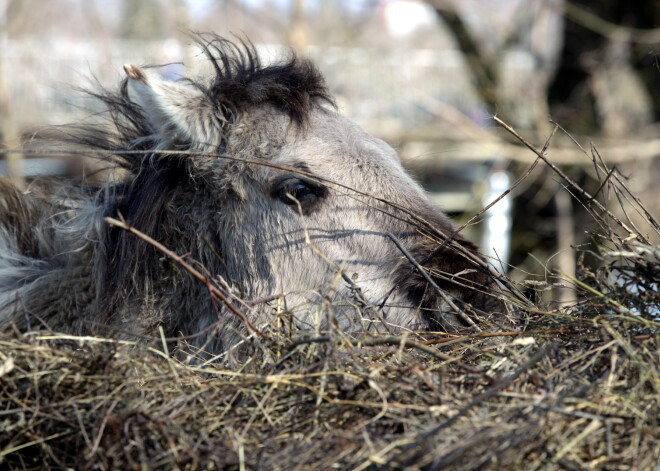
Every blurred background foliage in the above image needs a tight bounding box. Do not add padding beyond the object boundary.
[0,0,658,306]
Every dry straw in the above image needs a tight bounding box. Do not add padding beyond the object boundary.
[1,121,658,470]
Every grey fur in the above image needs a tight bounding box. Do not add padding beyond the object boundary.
[0,36,504,356]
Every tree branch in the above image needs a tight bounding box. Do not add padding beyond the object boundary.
[428,0,501,113]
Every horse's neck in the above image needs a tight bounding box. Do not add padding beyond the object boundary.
[0,247,98,333]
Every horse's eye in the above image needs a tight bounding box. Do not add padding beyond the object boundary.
[272,177,326,210]
[288,182,312,201]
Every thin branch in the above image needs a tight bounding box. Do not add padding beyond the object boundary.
[494,116,644,243]
[104,216,267,339]
[428,0,500,112]
[564,2,660,44]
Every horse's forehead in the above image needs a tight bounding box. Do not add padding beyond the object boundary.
[292,110,398,165]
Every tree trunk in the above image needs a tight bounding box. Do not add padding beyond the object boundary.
[0,0,24,188]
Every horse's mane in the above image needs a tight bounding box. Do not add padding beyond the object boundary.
[196,35,334,127]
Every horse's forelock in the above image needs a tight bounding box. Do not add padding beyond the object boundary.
[193,35,335,127]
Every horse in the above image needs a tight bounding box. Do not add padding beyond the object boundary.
[0,36,508,356]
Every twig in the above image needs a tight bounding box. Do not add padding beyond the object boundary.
[494,117,643,242]
[586,165,617,205]
[564,2,660,44]
[551,419,602,464]
[534,403,625,423]
[104,216,266,339]
[0,432,71,458]
[557,271,635,317]
[86,400,118,459]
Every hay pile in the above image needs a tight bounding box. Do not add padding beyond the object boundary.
[1,128,659,470]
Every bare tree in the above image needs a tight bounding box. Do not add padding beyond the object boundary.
[288,0,308,52]
[0,0,24,188]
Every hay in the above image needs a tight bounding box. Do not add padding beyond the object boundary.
[1,125,659,470]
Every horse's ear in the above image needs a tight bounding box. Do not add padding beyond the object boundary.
[124,64,223,147]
